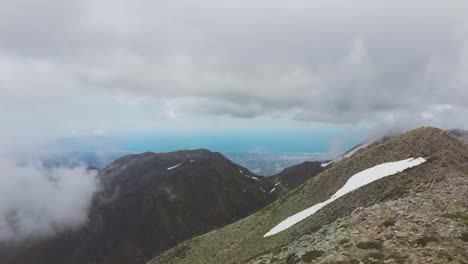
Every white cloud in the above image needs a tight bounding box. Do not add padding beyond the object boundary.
[1,0,468,135]
[0,159,98,241]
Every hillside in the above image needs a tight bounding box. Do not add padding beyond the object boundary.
[150,127,468,264]
[3,149,278,264]
[267,161,324,197]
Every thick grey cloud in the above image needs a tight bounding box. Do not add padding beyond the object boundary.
[0,159,98,241]
[1,0,468,132]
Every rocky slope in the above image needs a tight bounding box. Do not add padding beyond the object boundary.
[150,127,468,264]
[3,149,278,264]
[267,161,324,197]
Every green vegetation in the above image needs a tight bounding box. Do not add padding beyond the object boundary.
[301,250,324,262]
[415,236,438,247]
[381,218,396,227]
[362,251,385,263]
[356,240,383,250]
[459,232,468,242]
[285,253,299,264]
[385,252,408,264]
[172,244,190,259]
[339,238,350,245]
[437,251,454,262]
[441,211,468,227]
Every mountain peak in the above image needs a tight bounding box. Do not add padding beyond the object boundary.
[5,148,277,264]
[151,127,468,264]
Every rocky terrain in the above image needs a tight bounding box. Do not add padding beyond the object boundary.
[150,127,468,264]
[248,163,468,263]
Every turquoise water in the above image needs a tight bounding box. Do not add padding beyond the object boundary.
[51,127,366,173]
[117,128,365,153]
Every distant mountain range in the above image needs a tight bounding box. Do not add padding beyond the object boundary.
[224,152,332,176]
[40,151,332,176]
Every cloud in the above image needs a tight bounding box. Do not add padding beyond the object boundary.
[0,159,98,242]
[1,0,468,135]
[1,0,467,241]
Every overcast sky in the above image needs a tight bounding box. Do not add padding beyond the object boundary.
[2,0,468,241]
[1,0,468,149]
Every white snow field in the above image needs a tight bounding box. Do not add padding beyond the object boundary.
[321,161,333,168]
[166,164,181,170]
[244,175,260,181]
[264,157,427,237]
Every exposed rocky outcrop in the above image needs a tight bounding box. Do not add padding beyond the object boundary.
[249,163,468,263]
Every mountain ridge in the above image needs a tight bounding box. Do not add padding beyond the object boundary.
[149,127,468,264]
[3,149,277,264]
[2,148,326,264]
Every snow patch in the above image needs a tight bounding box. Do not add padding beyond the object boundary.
[189,160,195,163]
[321,161,332,168]
[275,182,281,186]
[260,188,266,193]
[243,174,261,181]
[264,157,427,237]
[167,164,181,170]
[269,188,276,194]
[239,170,243,174]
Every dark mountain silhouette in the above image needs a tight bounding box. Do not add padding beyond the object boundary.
[267,161,324,196]
[3,149,280,264]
